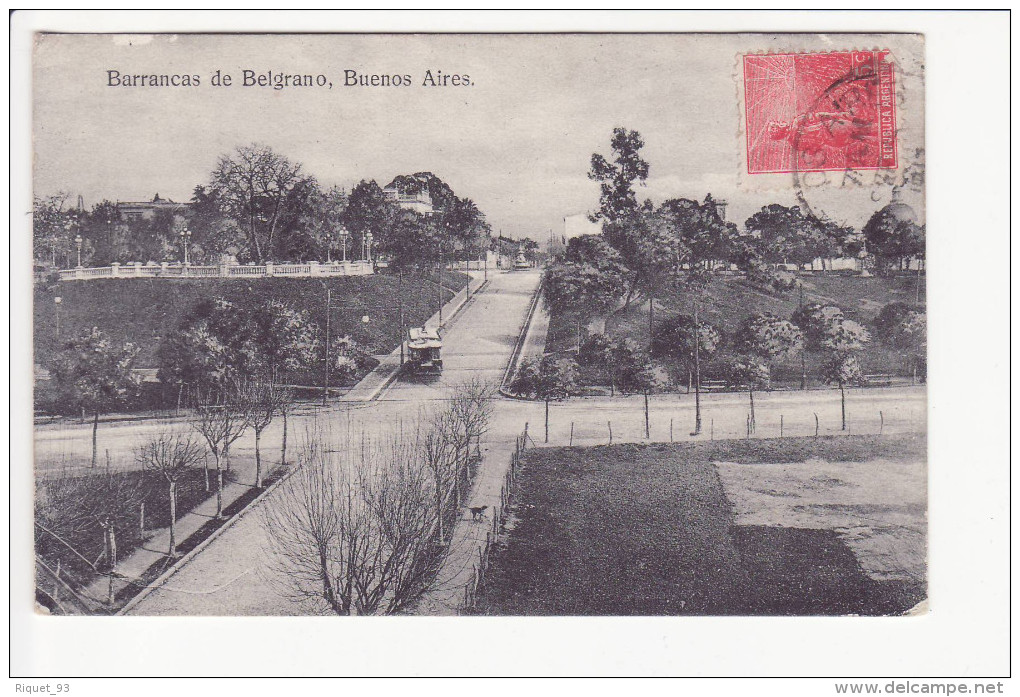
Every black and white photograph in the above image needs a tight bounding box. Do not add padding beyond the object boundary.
[10,10,1010,684]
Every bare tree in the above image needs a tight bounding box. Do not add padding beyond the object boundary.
[445,378,496,501]
[191,386,250,518]
[277,383,297,465]
[261,420,445,615]
[209,143,306,263]
[238,378,290,488]
[419,408,459,543]
[134,428,203,558]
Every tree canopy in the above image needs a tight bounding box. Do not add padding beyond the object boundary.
[588,127,650,223]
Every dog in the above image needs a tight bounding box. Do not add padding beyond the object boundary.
[468,505,489,521]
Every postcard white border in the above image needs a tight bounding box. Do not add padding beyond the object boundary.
[8,9,1012,686]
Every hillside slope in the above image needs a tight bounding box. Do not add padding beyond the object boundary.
[34,270,470,371]
[546,272,925,387]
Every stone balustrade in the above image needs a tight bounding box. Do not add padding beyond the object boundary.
[56,260,374,282]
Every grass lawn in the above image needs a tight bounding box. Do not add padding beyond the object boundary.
[34,268,469,370]
[471,435,926,616]
[545,273,925,387]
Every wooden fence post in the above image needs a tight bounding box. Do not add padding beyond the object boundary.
[780,415,784,438]
[670,418,674,443]
[569,422,574,446]
[880,410,884,434]
[139,502,145,536]
[710,418,714,441]
[814,412,819,437]
[608,421,613,445]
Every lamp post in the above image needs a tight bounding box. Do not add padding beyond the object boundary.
[54,296,62,338]
[366,232,374,263]
[179,227,192,265]
[74,235,83,268]
[338,227,349,263]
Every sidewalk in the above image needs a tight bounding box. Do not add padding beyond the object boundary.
[83,469,259,607]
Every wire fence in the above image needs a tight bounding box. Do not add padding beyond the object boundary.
[461,429,527,612]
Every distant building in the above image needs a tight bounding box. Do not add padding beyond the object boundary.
[383,184,434,215]
[117,193,190,222]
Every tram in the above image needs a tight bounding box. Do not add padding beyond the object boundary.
[406,326,443,374]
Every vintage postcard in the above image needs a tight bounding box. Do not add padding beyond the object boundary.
[29,32,927,621]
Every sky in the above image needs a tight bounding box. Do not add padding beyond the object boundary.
[33,33,925,243]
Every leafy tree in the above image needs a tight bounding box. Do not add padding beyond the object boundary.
[820,319,871,430]
[654,197,738,272]
[48,327,140,467]
[821,318,871,355]
[439,196,491,259]
[577,333,617,393]
[874,302,926,382]
[725,356,771,432]
[207,143,311,262]
[519,238,540,263]
[274,181,347,262]
[510,356,578,443]
[609,341,664,438]
[791,303,846,351]
[344,179,407,264]
[330,335,365,384]
[863,207,925,271]
[188,185,243,264]
[158,298,318,399]
[135,428,204,557]
[651,313,722,391]
[156,323,232,407]
[899,311,927,383]
[543,250,628,350]
[33,193,80,268]
[588,127,650,223]
[821,354,866,431]
[873,302,920,344]
[609,339,654,394]
[253,300,320,378]
[743,204,828,268]
[735,313,804,385]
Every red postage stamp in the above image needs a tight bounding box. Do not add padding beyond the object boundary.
[743,50,897,174]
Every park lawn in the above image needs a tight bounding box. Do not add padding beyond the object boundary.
[34,268,469,371]
[545,272,924,387]
[471,435,926,616]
